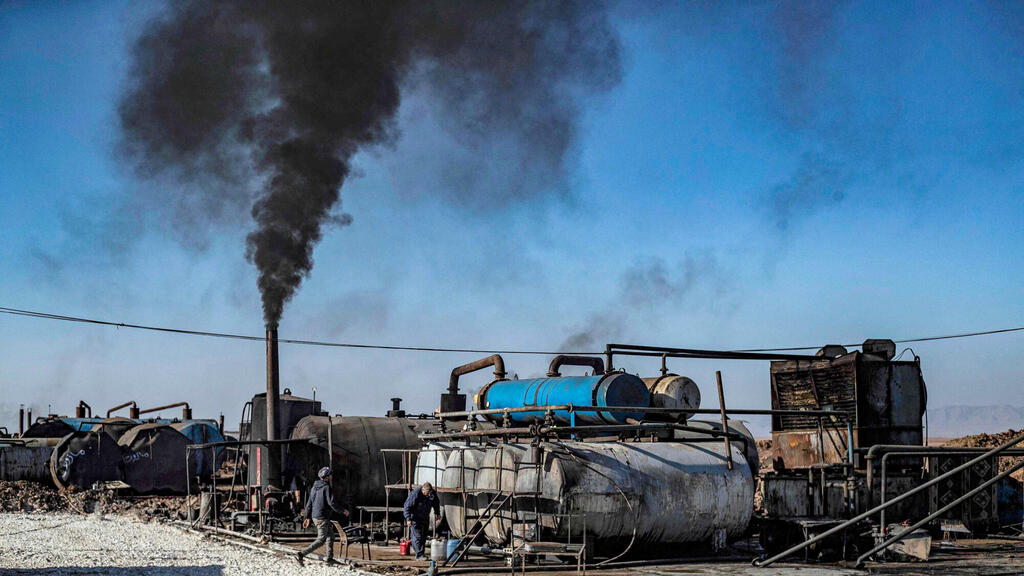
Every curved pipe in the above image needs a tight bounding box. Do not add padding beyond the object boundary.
[139,401,190,415]
[546,355,604,377]
[76,401,92,418]
[106,401,137,418]
[449,355,506,396]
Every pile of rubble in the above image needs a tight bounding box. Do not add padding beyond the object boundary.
[943,429,1024,482]
[0,480,187,521]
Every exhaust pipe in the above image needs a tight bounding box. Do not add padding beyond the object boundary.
[75,401,92,419]
[547,355,605,377]
[266,326,281,486]
[446,355,506,413]
[19,405,24,436]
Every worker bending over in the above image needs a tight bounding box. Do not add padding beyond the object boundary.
[403,482,441,560]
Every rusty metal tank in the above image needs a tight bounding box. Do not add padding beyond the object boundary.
[1,439,55,482]
[50,430,124,489]
[91,417,140,441]
[288,415,442,507]
[641,375,701,421]
[440,446,487,538]
[514,440,754,546]
[476,443,528,544]
[118,423,197,494]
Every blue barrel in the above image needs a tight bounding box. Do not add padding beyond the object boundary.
[446,538,460,560]
[478,374,649,425]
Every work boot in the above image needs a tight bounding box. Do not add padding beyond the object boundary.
[295,552,305,566]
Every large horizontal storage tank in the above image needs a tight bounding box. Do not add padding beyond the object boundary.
[514,441,753,546]
[476,443,528,544]
[50,430,123,489]
[477,373,650,425]
[21,417,102,439]
[414,442,454,487]
[0,439,54,482]
[674,419,759,476]
[170,420,225,479]
[288,415,440,507]
[641,375,701,421]
[441,446,487,538]
[118,423,197,494]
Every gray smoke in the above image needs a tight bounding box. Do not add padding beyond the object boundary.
[560,252,731,351]
[119,0,621,327]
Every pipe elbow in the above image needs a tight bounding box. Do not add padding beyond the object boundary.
[546,355,605,377]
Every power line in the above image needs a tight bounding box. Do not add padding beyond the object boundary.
[1,305,1021,356]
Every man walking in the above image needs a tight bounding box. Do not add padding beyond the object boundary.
[297,466,349,564]
[403,482,441,560]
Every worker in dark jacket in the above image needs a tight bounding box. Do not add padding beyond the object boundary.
[296,467,349,564]
[404,482,441,560]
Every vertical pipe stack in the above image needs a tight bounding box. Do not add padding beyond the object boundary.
[266,326,281,487]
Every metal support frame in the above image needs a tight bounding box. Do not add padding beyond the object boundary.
[753,430,1024,567]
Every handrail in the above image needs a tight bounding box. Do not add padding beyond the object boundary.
[437,404,851,420]
[753,430,1024,567]
[857,458,1024,566]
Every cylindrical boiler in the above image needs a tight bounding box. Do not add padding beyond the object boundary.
[477,373,650,425]
[641,375,700,421]
[514,441,753,546]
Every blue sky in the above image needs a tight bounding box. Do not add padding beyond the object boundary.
[1,1,1021,435]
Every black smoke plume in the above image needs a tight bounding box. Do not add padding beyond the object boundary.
[119,1,621,327]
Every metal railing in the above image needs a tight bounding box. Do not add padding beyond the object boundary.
[753,430,1024,567]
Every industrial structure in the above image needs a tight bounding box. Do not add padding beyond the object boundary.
[2,335,1022,573]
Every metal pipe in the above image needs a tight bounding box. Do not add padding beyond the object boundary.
[18,405,24,436]
[606,342,819,363]
[865,443,1024,494]
[438,404,850,420]
[138,402,190,417]
[547,355,605,377]
[449,354,506,396]
[106,401,137,418]
[753,430,1024,567]
[75,401,92,419]
[266,326,280,488]
[715,371,732,471]
[857,458,1024,567]
[27,409,32,426]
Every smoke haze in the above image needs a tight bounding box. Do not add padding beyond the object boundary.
[119,0,621,327]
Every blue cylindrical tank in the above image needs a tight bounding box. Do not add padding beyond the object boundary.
[171,420,225,478]
[477,373,650,425]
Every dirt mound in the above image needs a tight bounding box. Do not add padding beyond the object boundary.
[943,429,1024,482]
[0,480,187,521]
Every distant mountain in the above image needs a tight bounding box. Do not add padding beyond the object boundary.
[927,405,1024,438]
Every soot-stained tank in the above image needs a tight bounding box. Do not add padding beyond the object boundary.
[514,440,754,546]
[118,423,197,494]
[440,446,487,539]
[21,417,102,439]
[287,415,442,507]
[476,373,650,425]
[1,439,54,482]
[91,418,140,442]
[673,419,759,476]
[641,375,701,421]
[248,390,323,489]
[171,420,225,479]
[50,430,123,489]
[476,443,528,545]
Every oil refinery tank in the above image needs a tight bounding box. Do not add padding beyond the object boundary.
[170,420,225,479]
[50,430,124,490]
[477,374,650,425]
[91,417,140,441]
[118,423,197,494]
[641,375,701,421]
[674,419,759,476]
[441,446,487,538]
[476,443,528,544]
[21,417,102,439]
[414,442,454,487]
[288,415,440,507]
[514,441,753,546]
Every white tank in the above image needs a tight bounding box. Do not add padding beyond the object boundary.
[441,447,487,538]
[514,440,753,545]
[476,443,527,545]
[642,375,701,421]
[414,442,454,487]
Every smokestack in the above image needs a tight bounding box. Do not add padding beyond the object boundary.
[266,326,281,485]
[19,405,24,436]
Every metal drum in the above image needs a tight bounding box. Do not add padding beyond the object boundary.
[477,374,650,425]
[476,443,527,544]
[514,441,754,545]
[641,375,701,421]
[441,446,487,538]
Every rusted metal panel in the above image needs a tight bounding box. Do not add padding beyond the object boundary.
[761,475,809,517]
[0,443,53,482]
[771,429,850,469]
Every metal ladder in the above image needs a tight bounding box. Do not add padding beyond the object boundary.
[444,491,514,567]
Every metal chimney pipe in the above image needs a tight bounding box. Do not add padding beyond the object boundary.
[19,405,24,436]
[266,326,281,485]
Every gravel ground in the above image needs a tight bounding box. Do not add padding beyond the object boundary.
[0,513,366,576]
